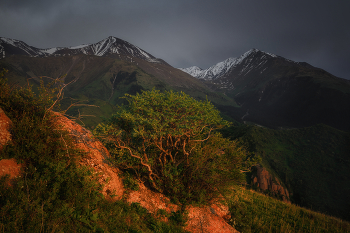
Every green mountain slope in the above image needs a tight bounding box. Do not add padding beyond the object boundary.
[229,186,350,233]
[0,55,237,128]
[222,124,350,221]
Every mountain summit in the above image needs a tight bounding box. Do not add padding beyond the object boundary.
[179,48,288,80]
[0,36,161,63]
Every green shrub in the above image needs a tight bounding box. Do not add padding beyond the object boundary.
[94,89,248,204]
[0,71,188,232]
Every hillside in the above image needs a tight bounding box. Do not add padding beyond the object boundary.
[0,54,236,128]
[222,124,350,221]
[0,36,238,128]
[1,72,350,232]
[229,186,350,233]
[0,74,236,232]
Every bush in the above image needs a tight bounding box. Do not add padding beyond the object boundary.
[0,71,188,232]
[94,89,247,204]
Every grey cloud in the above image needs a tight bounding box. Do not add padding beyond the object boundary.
[0,0,349,79]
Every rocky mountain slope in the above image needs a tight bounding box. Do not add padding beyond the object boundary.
[180,49,350,131]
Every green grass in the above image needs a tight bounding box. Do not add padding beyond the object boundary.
[222,124,350,221]
[229,186,350,233]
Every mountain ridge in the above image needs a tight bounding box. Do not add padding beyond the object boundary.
[179,48,312,81]
[0,36,164,64]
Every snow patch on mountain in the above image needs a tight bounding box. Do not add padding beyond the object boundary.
[179,57,239,80]
[70,44,90,49]
[41,47,61,55]
[178,56,239,80]
[178,66,203,77]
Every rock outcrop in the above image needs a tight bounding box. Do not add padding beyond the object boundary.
[52,112,125,200]
[0,108,21,186]
[251,164,290,202]
[0,158,22,186]
[0,107,12,150]
[127,182,237,233]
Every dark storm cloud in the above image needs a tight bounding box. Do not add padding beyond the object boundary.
[1,0,349,79]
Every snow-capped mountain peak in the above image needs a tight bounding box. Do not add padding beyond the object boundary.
[0,37,46,58]
[0,36,161,63]
[179,48,279,80]
[178,56,240,80]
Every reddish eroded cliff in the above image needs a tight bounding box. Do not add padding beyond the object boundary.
[52,111,125,201]
[0,158,22,186]
[0,108,22,186]
[0,108,12,151]
[251,164,290,202]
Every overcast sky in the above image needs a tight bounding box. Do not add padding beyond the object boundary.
[1,0,349,79]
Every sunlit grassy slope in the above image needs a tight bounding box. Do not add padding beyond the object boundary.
[229,186,350,233]
[222,124,350,221]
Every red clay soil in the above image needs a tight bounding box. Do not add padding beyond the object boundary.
[0,158,22,186]
[0,107,12,150]
[52,112,125,201]
[0,108,21,186]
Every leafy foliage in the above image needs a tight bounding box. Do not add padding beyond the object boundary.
[0,71,188,232]
[94,89,247,204]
